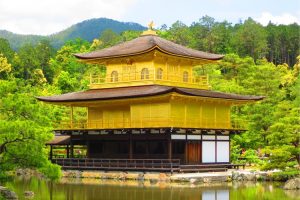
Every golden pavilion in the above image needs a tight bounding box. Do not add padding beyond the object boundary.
[38,24,263,171]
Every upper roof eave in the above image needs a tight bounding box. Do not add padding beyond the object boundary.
[74,48,224,61]
[36,85,265,104]
[74,35,224,61]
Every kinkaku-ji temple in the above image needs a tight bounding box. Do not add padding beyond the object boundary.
[38,23,264,172]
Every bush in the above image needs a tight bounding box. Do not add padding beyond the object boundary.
[272,169,300,181]
[38,163,62,180]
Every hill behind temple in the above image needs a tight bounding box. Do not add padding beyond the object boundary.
[0,18,146,50]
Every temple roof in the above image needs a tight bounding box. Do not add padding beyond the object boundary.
[74,35,224,61]
[37,85,264,103]
[46,135,70,145]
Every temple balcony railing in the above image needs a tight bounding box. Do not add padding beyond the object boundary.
[89,70,210,89]
[53,118,248,131]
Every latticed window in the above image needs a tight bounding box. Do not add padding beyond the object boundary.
[141,68,149,80]
[183,71,188,82]
[111,71,118,82]
[156,68,163,80]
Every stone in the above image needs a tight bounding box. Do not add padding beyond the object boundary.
[0,186,18,199]
[227,176,232,182]
[255,174,261,180]
[144,173,160,180]
[81,171,101,179]
[237,176,243,181]
[189,178,197,184]
[125,172,142,180]
[232,171,239,180]
[137,173,145,181]
[203,177,211,183]
[118,172,127,180]
[149,179,158,185]
[245,174,256,181]
[63,170,81,178]
[284,190,300,199]
[283,178,300,190]
[159,173,168,181]
[24,191,34,198]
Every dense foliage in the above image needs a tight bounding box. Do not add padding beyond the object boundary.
[0,16,299,178]
[159,16,299,66]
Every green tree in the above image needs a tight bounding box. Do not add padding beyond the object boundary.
[97,29,122,49]
[35,40,55,83]
[190,15,217,52]
[14,44,40,80]
[232,18,268,61]
[0,54,12,79]
[0,38,15,63]
[262,101,300,169]
[49,38,93,92]
[164,21,192,46]
[0,79,61,179]
[55,71,79,93]
[121,30,141,42]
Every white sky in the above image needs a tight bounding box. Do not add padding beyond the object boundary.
[0,0,299,35]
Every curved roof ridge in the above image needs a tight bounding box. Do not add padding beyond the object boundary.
[37,85,264,103]
[74,35,224,60]
[152,36,223,60]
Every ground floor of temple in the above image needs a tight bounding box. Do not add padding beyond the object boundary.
[48,129,245,172]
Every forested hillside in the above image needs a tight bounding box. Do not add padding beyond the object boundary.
[0,16,299,179]
[159,16,299,67]
[0,18,146,50]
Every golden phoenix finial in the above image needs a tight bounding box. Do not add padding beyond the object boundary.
[148,21,154,30]
[141,21,157,36]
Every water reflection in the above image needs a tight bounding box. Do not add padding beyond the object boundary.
[3,177,299,200]
[50,183,231,200]
[203,190,229,200]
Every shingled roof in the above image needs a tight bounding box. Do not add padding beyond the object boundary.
[37,85,264,103]
[46,135,70,145]
[74,35,224,60]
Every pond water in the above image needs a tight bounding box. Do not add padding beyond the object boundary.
[2,177,300,200]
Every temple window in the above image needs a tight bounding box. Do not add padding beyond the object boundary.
[141,68,149,80]
[183,71,188,82]
[156,68,163,80]
[111,71,118,82]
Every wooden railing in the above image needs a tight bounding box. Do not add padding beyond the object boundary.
[89,70,210,89]
[52,158,181,172]
[53,118,248,130]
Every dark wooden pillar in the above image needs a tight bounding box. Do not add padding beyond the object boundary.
[146,139,149,158]
[129,133,133,159]
[185,142,188,164]
[50,145,53,160]
[70,141,74,158]
[168,138,172,160]
[86,140,90,158]
[66,145,70,158]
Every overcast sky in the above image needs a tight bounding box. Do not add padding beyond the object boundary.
[0,0,299,35]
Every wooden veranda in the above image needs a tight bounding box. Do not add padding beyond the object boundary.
[51,158,245,173]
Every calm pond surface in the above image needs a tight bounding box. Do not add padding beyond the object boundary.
[2,177,300,200]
